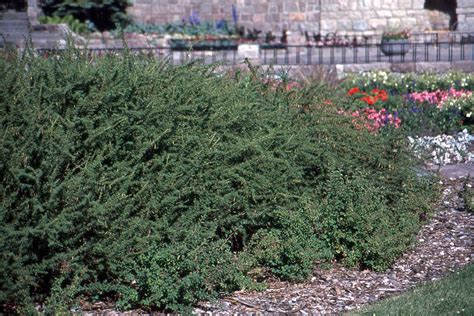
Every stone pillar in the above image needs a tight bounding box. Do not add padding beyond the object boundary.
[27,0,41,25]
[457,0,474,32]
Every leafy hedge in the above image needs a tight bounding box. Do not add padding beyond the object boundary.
[0,48,436,313]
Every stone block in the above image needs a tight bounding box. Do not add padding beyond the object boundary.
[392,10,408,17]
[252,13,265,24]
[402,17,418,27]
[359,0,372,9]
[342,62,391,73]
[353,20,368,31]
[337,19,351,30]
[283,1,299,13]
[390,62,416,73]
[376,10,392,18]
[415,62,454,73]
[368,18,387,29]
[238,44,259,59]
[397,0,413,8]
[321,19,337,31]
[387,18,402,28]
[289,12,305,22]
[457,0,473,7]
[381,0,392,9]
[306,12,320,22]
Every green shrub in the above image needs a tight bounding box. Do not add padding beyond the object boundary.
[39,14,90,34]
[0,48,437,312]
[40,0,130,31]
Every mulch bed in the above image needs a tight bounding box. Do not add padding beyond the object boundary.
[194,165,473,315]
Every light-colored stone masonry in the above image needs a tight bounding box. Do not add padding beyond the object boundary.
[127,0,473,37]
[457,0,474,32]
[319,0,435,36]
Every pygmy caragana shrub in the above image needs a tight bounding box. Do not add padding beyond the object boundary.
[0,48,436,312]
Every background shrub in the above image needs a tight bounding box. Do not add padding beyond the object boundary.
[0,48,437,313]
[40,0,130,31]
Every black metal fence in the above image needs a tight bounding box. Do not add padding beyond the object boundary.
[36,32,474,66]
[260,41,474,65]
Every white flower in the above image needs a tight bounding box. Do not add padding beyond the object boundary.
[467,112,472,118]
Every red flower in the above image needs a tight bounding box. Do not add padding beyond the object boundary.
[360,96,375,105]
[377,90,389,102]
[348,87,361,96]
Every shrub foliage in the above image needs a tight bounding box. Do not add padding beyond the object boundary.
[0,48,436,312]
[40,0,130,31]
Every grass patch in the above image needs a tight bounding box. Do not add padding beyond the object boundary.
[350,264,474,316]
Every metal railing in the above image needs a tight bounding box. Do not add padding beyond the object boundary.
[260,41,474,65]
[35,32,474,66]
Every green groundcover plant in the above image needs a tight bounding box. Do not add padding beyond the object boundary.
[0,47,437,313]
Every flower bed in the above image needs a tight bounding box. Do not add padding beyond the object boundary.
[343,71,474,93]
[408,130,474,165]
[341,71,474,135]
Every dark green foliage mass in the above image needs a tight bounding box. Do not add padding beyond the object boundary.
[0,48,437,313]
[40,0,130,31]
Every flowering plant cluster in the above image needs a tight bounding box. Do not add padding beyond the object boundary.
[344,71,474,94]
[408,130,474,165]
[382,29,410,41]
[407,88,473,127]
[406,88,472,109]
[344,87,401,131]
[348,87,389,105]
[350,107,401,132]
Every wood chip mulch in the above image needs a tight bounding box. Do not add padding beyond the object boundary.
[194,170,474,315]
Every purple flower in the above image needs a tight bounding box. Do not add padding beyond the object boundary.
[216,19,226,30]
[189,11,200,25]
[232,4,238,25]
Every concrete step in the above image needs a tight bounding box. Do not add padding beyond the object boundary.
[0,11,28,20]
[0,18,30,41]
[0,20,29,27]
[0,27,29,34]
[32,33,64,41]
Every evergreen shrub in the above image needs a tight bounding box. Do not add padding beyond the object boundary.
[0,48,437,312]
[40,0,130,31]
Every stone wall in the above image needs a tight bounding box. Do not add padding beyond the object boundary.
[127,0,320,34]
[319,0,441,36]
[457,0,474,32]
[128,0,471,36]
[128,0,233,25]
[235,0,320,33]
